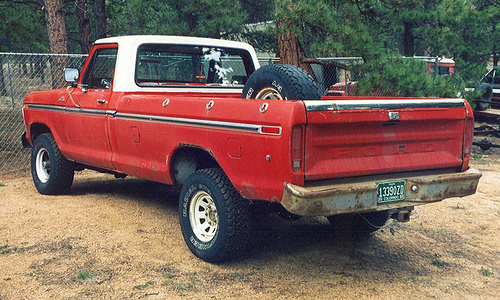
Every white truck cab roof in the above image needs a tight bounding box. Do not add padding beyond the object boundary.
[94,35,260,93]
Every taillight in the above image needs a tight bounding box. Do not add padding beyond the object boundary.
[463,117,473,159]
[292,125,303,172]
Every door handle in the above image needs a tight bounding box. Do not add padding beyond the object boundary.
[97,99,106,104]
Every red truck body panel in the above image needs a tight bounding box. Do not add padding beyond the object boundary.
[107,92,307,201]
[305,97,468,181]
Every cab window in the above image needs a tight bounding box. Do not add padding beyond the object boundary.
[82,47,118,89]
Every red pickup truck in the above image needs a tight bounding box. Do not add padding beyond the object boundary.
[22,36,481,262]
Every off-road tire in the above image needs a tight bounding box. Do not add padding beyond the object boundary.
[179,168,250,262]
[327,211,389,235]
[31,133,74,195]
[242,64,321,100]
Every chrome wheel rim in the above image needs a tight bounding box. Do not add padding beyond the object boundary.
[35,148,50,183]
[255,87,284,100]
[189,191,218,242]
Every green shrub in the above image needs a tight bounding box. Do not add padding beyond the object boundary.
[353,57,458,98]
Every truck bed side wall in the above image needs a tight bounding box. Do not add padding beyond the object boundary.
[108,93,307,201]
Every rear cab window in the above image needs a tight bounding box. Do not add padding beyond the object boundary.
[135,44,255,88]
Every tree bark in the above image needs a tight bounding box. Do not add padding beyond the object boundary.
[403,21,414,57]
[94,0,107,39]
[44,0,69,54]
[76,0,92,53]
[43,0,69,88]
[277,21,315,78]
[493,25,498,67]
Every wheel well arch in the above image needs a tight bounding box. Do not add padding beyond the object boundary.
[170,146,220,186]
[29,123,52,142]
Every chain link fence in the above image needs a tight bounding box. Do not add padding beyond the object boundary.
[0,55,297,177]
[0,53,88,177]
[306,57,362,96]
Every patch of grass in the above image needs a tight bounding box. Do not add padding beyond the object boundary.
[60,239,73,250]
[471,154,483,160]
[454,203,466,210]
[78,271,92,281]
[158,264,178,279]
[134,281,154,290]
[481,268,494,276]
[428,229,445,238]
[4,277,11,281]
[161,280,174,286]
[0,183,5,187]
[1,244,18,254]
[432,259,446,267]
[176,283,192,291]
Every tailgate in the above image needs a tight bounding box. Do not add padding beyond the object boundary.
[304,98,468,181]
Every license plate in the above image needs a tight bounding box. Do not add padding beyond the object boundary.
[377,180,406,203]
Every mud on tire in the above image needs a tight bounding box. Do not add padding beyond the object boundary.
[242,64,321,100]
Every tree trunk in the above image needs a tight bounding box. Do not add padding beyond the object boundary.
[403,22,414,57]
[277,21,315,79]
[493,25,498,67]
[43,0,69,88]
[76,0,92,53]
[278,27,301,66]
[44,0,69,54]
[94,0,107,39]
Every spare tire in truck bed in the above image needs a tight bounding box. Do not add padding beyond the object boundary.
[242,64,322,100]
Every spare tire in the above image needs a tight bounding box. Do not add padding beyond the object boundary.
[242,64,321,100]
[475,83,493,111]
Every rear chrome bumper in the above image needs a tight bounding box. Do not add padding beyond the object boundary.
[281,167,482,217]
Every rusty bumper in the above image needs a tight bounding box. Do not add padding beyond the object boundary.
[281,167,482,217]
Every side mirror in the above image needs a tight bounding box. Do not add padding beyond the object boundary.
[64,68,79,83]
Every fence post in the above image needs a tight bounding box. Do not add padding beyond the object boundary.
[0,55,5,96]
[434,56,439,78]
[344,68,348,96]
[6,53,15,110]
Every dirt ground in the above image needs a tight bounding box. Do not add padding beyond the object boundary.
[1,130,500,299]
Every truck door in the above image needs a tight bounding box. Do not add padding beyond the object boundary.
[64,45,117,169]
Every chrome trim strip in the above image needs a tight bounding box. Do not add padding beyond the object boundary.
[66,107,109,115]
[26,104,281,135]
[305,98,465,111]
[115,112,279,135]
[29,104,116,116]
[28,104,66,112]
